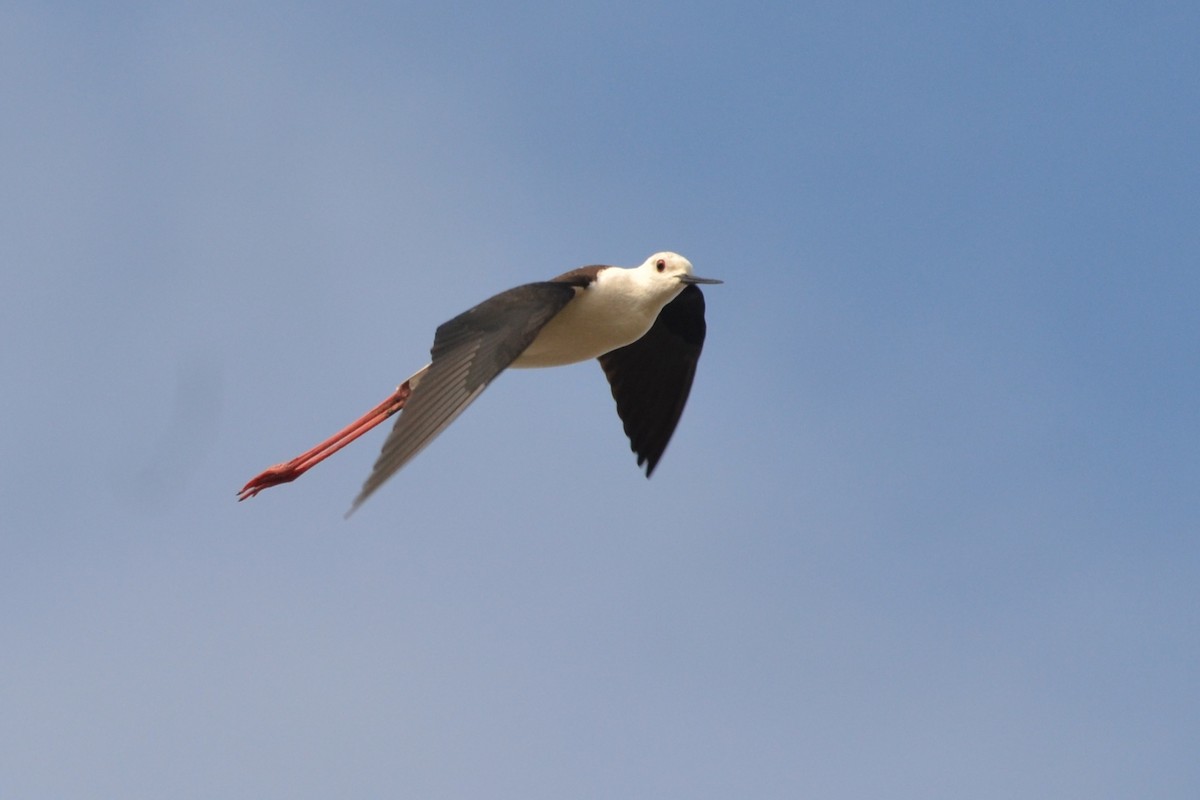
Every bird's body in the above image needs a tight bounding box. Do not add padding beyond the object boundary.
[514,264,681,367]
[239,252,721,512]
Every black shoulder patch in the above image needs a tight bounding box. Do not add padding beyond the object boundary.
[550,264,606,288]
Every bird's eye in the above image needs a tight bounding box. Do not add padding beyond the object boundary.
[656,259,666,272]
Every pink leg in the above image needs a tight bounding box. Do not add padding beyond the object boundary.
[238,380,413,501]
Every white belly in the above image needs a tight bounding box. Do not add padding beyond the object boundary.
[512,283,665,368]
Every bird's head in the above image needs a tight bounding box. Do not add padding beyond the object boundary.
[639,252,723,298]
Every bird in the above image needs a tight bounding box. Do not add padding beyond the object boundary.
[238,252,721,513]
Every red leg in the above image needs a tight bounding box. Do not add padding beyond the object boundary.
[238,380,413,501]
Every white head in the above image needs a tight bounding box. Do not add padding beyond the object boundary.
[636,252,722,299]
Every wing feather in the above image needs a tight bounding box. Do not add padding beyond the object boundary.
[597,284,709,476]
[349,281,578,511]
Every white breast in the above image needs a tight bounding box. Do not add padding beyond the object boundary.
[512,268,671,368]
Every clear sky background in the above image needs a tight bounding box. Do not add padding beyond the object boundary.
[3,2,1197,798]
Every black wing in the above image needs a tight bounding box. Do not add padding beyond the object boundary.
[350,281,579,511]
[597,284,709,476]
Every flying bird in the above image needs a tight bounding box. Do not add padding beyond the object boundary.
[239,252,721,512]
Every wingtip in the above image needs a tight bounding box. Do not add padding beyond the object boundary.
[638,453,659,478]
[344,494,367,519]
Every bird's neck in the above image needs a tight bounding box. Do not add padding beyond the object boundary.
[595,266,681,316]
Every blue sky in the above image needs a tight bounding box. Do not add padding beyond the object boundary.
[2,2,1197,797]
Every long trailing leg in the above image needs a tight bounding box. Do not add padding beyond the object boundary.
[238,365,430,500]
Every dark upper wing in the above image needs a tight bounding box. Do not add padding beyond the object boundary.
[349,281,580,512]
[597,284,708,477]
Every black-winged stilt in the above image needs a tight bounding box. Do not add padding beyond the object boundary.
[239,252,721,512]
